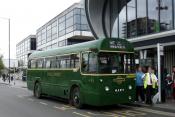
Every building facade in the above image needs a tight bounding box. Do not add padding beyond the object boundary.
[107,0,175,73]
[16,35,36,68]
[36,3,93,51]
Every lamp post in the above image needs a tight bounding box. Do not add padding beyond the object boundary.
[0,17,11,84]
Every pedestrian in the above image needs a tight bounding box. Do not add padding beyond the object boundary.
[172,66,175,100]
[142,66,158,104]
[135,66,145,103]
[2,74,6,82]
[165,74,173,99]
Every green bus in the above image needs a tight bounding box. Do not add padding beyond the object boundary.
[27,38,135,108]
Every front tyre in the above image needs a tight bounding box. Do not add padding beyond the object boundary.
[34,82,42,99]
[71,87,83,109]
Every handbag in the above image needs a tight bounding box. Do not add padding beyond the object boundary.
[172,82,175,88]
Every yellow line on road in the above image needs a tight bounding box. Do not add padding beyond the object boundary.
[96,112,126,117]
[111,110,146,117]
[134,107,175,117]
[73,112,91,117]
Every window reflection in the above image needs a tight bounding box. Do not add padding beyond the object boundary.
[127,0,137,38]
[137,0,147,36]
[119,0,127,38]
[148,0,160,33]
[160,0,173,31]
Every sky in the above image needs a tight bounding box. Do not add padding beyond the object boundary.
[0,0,80,59]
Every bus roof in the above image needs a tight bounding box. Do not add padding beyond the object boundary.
[29,38,134,59]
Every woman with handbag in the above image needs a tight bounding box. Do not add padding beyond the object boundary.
[172,66,175,100]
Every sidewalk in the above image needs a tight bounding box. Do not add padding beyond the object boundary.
[0,78,27,88]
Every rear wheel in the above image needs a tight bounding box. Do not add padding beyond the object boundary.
[70,87,83,109]
[34,82,42,99]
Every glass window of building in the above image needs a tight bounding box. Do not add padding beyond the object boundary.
[37,31,41,46]
[148,0,160,33]
[174,0,175,28]
[81,9,85,16]
[81,24,89,31]
[59,21,65,31]
[127,0,137,38]
[81,16,88,25]
[119,0,127,38]
[66,17,73,28]
[41,28,46,44]
[160,0,173,31]
[137,0,147,36]
[52,43,57,49]
[66,11,73,19]
[74,8,81,15]
[112,18,119,38]
[52,21,57,40]
[47,25,52,42]
[59,16,65,23]
[66,26,74,34]
[74,15,81,24]
[74,24,81,31]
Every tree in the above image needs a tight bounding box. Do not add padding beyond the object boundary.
[0,56,4,75]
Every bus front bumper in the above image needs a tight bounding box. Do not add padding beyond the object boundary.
[82,91,135,106]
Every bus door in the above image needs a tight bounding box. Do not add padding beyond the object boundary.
[81,52,98,89]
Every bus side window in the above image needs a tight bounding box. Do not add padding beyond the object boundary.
[60,59,66,68]
[31,60,36,68]
[82,53,89,72]
[56,58,61,68]
[50,57,57,68]
[28,60,31,68]
[66,59,71,68]
[70,54,79,68]
[45,59,51,68]
[37,59,44,68]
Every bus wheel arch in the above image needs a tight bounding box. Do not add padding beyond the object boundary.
[34,81,42,99]
[69,84,83,108]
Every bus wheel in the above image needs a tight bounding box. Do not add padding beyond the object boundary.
[71,87,83,109]
[34,82,42,99]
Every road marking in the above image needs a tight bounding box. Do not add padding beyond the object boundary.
[27,98,34,102]
[72,112,91,117]
[87,112,125,117]
[53,106,66,111]
[17,95,24,98]
[53,105,75,111]
[39,102,48,106]
[133,107,175,117]
[121,105,175,117]
[111,110,146,117]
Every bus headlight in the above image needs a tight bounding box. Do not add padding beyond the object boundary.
[105,86,110,92]
[99,79,103,83]
[129,96,132,100]
[128,85,132,90]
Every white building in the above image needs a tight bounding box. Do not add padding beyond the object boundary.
[16,35,36,68]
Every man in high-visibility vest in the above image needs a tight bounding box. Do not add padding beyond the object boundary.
[142,67,158,104]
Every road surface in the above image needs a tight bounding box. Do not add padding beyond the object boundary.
[0,83,174,117]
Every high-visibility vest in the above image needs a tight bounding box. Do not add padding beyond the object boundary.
[144,73,157,89]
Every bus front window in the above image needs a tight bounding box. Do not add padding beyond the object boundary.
[98,52,135,74]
